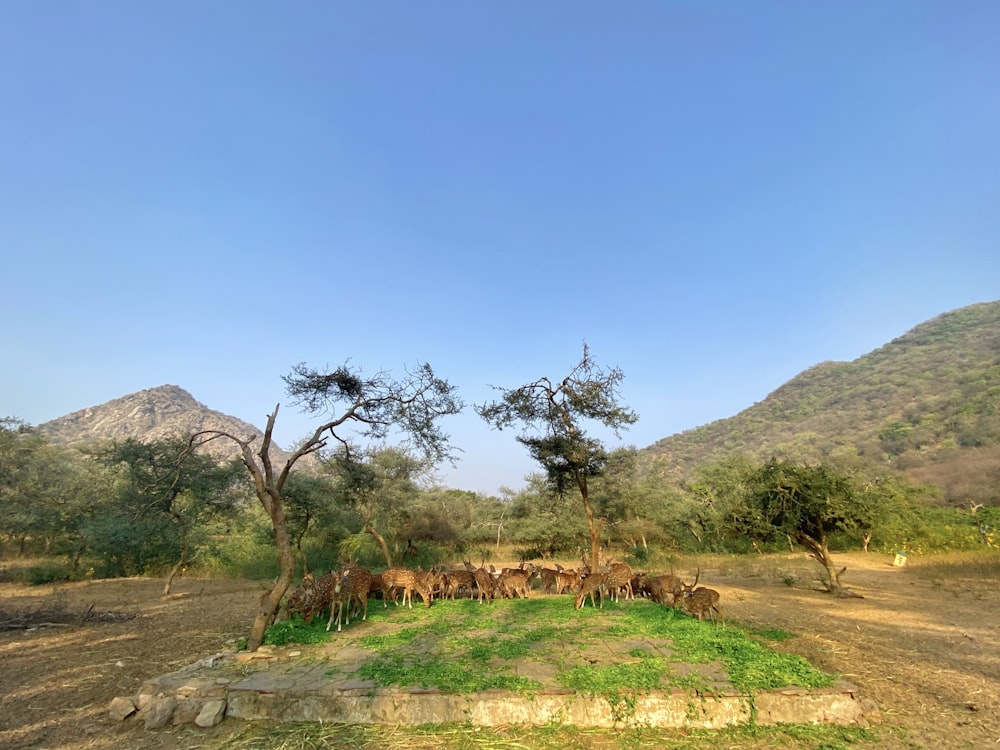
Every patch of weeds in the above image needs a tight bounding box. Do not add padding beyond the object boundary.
[490,637,534,660]
[670,667,715,692]
[262,616,330,646]
[356,651,539,693]
[621,601,837,692]
[27,563,73,585]
[359,627,421,650]
[558,653,667,693]
[607,689,641,726]
[746,626,796,641]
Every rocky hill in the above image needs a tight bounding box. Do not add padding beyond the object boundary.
[643,300,1000,505]
[37,385,288,463]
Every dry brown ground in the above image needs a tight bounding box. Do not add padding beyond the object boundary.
[1,551,998,750]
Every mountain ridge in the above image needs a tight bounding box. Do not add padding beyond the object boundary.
[643,300,1000,504]
[38,384,283,462]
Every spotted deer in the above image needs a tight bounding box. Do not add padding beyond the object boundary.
[643,573,686,607]
[285,573,315,620]
[328,566,372,632]
[681,569,722,623]
[499,568,535,599]
[442,569,475,599]
[537,567,560,594]
[554,568,582,595]
[464,560,495,604]
[683,586,722,623]
[381,567,431,609]
[605,562,634,602]
[574,572,607,609]
[302,571,340,624]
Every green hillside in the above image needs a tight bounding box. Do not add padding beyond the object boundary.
[643,300,1000,505]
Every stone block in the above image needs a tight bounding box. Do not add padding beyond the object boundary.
[143,696,177,729]
[109,696,136,721]
[195,698,228,727]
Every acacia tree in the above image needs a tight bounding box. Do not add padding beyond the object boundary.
[99,437,245,593]
[0,419,106,560]
[476,345,637,572]
[737,459,861,596]
[188,362,461,652]
[325,445,429,567]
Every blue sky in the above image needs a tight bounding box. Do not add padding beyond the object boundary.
[2,2,998,495]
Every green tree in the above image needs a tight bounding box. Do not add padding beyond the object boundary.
[281,470,342,576]
[99,437,245,592]
[739,459,862,595]
[501,476,584,558]
[686,454,761,552]
[0,419,105,561]
[476,345,638,572]
[849,472,919,553]
[189,361,462,651]
[324,445,430,567]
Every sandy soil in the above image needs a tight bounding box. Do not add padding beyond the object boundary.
[1,552,997,749]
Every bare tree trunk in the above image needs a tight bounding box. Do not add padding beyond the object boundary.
[366,525,394,568]
[70,537,87,578]
[162,512,189,597]
[494,509,506,551]
[247,498,295,652]
[795,531,860,598]
[574,470,604,575]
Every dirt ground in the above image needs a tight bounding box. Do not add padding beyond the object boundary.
[1,552,998,750]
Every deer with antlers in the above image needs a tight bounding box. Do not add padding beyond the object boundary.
[681,569,722,623]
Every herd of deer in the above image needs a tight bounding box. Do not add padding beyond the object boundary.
[285,557,722,634]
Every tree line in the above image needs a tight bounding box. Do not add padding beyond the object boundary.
[3,349,996,649]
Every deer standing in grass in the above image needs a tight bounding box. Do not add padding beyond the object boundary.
[499,568,536,599]
[464,560,495,604]
[605,562,634,602]
[442,569,475,599]
[554,568,582,595]
[381,567,432,608]
[285,573,315,620]
[302,571,340,625]
[641,573,686,607]
[328,566,372,632]
[574,572,607,609]
[681,569,722,623]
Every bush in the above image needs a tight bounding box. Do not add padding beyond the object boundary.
[27,562,72,585]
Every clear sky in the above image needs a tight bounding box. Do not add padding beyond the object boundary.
[2,2,998,495]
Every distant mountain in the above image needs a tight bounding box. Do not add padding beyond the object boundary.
[643,300,1000,505]
[38,385,288,463]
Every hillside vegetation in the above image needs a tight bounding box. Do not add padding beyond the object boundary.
[644,300,1000,505]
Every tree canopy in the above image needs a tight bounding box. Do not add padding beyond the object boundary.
[476,344,637,572]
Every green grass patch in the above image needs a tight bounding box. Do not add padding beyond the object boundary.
[263,616,333,646]
[558,652,669,693]
[746,626,796,641]
[355,651,538,693]
[265,595,837,697]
